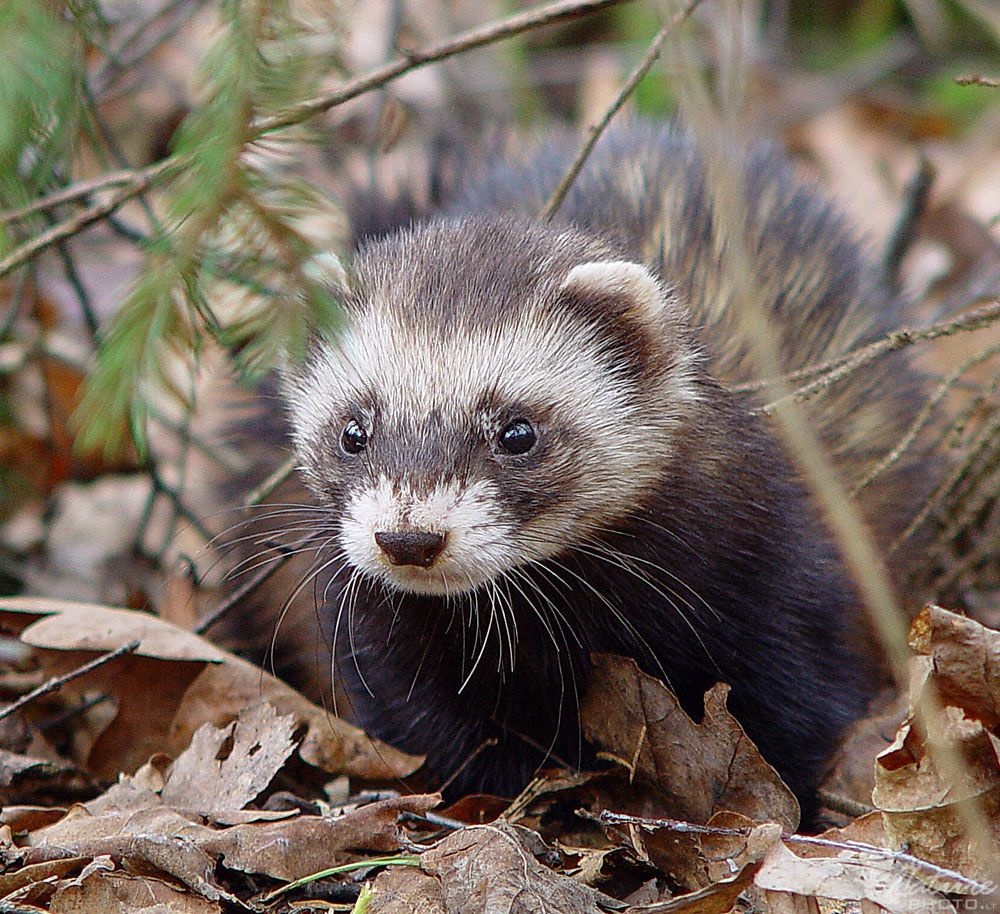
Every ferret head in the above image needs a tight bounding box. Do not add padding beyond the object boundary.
[283,217,701,596]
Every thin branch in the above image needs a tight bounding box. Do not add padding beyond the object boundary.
[540,0,705,220]
[932,499,1000,593]
[94,0,203,95]
[746,299,1000,412]
[955,74,1000,87]
[0,160,177,278]
[193,531,324,635]
[852,340,1000,494]
[734,299,1000,396]
[254,0,636,133]
[599,811,994,896]
[0,166,163,226]
[0,640,141,723]
[1,0,631,277]
[893,410,1000,552]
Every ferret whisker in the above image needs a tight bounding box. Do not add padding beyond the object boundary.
[544,554,674,692]
[569,540,722,678]
[574,534,719,624]
[507,565,583,771]
[222,534,338,581]
[266,548,350,681]
[344,568,376,698]
[220,526,339,574]
[461,580,499,694]
[210,524,337,574]
[494,575,517,676]
[207,507,333,547]
[509,560,583,651]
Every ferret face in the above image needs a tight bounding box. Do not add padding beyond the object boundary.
[284,219,700,596]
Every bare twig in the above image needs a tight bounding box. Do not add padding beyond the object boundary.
[955,74,1000,87]
[254,0,636,134]
[748,299,1000,412]
[194,530,324,634]
[892,410,1000,552]
[540,0,705,220]
[599,811,994,895]
[94,0,204,95]
[734,299,1000,396]
[0,168,154,225]
[1,0,631,277]
[0,160,177,278]
[0,640,141,723]
[852,341,1000,494]
[816,789,876,819]
[932,501,1000,593]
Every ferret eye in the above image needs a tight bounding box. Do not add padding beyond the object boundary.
[341,419,368,454]
[498,419,536,455]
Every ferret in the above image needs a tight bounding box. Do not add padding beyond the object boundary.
[211,123,933,821]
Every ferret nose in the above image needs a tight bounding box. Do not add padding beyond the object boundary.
[374,530,446,567]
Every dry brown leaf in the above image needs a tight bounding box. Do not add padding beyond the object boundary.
[0,598,220,778]
[0,597,422,782]
[581,654,800,829]
[197,793,439,880]
[873,607,1000,885]
[368,820,619,914]
[27,764,439,890]
[49,865,222,914]
[808,811,889,856]
[159,702,297,814]
[0,805,66,832]
[753,840,955,914]
[0,856,88,899]
[171,655,422,781]
[626,865,757,913]
[909,604,1000,726]
[701,813,783,882]
[27,804,229,901]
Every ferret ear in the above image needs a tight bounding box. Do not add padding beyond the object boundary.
[559,261,671,324]
[303,250,352,297]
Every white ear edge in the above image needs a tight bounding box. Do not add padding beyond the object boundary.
[559,260,667,322]
[303,250,351,293]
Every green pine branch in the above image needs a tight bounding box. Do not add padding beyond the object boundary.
[74,0,345,458]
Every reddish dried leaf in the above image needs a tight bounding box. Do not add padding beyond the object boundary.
[368,821,615,914]
[637,864,757,913]
[873,609,1000,885]
[581,654,799,829]
[909,604,1000,727]
[0,597,422,783]
[440,793,508,825]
